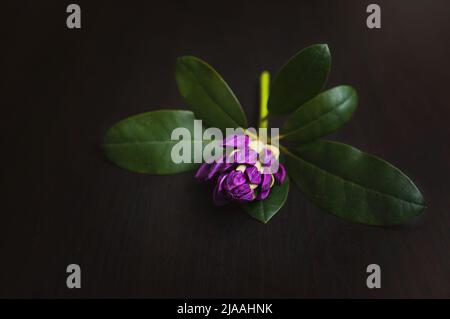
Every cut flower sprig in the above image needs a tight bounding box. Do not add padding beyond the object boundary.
[103,43,425,225]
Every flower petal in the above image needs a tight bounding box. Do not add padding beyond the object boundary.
[259,173,272,191]
[249,139,266,153]
[228,183,254,202]
[233,148,258,165]
[245,166,261,184]
[213,173,228,205]
[222,134,249,149]
[195,162,211,181]
[274,163,287,185]
[256,187,271,200]
[206,162,223,180]
[265,144,280,160]
[223,170,246,190]
[259,148,276,167]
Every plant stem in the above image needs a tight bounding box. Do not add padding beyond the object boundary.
[259,71,270,128]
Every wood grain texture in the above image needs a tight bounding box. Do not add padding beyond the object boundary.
[0,0,449,298]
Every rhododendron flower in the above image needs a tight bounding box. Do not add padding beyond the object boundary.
[195,133,286,205]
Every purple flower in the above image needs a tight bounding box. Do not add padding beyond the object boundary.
[196,133,286,205]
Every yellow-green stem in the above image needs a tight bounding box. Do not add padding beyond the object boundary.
[259,71,270,128]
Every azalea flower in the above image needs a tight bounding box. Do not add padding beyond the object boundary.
[195,133,286,205]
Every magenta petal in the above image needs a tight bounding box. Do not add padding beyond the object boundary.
[233,148,258,165]
[206,162,225,180]
[217,173,228,192]
[259,173,272,191]
[195,162,211,181]
[260,148,276,167]
[221,162,235,173]
[228,183,253,202]
[274,164,286,185]
[245,166,261,184]
[213,173,228,205]
[222,134,249,149]
[223,171,246,191]
[238,191,254,202]
[256,188,270,200]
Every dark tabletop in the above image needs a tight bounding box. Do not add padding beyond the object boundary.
[1,0,449,298]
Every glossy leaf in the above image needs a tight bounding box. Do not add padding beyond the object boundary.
[243,177,290,223]
[176,56,248,132]
[103,110,202,174]
[281,85,358,144]
[285,141,425,225]
[268,44,331,114]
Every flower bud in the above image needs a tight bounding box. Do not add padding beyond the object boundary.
[196,133,287,205]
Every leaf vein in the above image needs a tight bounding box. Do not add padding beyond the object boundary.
[288,152,425,207]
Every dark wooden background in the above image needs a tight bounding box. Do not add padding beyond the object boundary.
[1,0,449,298]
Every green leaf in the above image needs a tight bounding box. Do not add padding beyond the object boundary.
[281,86,358,144]
[103,110,202,174]
[176,56,248,132]
[285,141,425,225]
[268,44,331,114]
[243,177,290,223]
